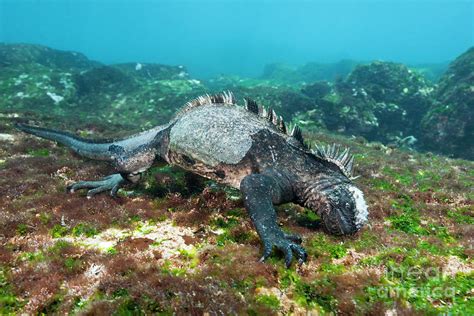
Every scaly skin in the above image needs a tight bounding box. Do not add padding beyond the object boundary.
[16,92,368,267]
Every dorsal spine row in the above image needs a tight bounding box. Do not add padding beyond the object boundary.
[182,92,356,179]
[313,144,355,178]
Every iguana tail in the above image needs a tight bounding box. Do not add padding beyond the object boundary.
[15,123,114,161]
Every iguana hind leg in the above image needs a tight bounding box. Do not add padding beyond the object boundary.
[240,170,307,267]
[68,144,157,198]
[67,145,155,198]
[68,131,167,198]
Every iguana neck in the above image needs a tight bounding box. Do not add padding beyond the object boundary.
[294,172,350,210]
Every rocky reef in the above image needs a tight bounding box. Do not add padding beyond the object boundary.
[292,61,435,148]
[421,47,474,160]
[0,44,205,137]
[0,43,472,315]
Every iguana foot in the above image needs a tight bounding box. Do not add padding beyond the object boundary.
[259,228,307,267]
[67,174,125,198]
[241,171,307,268]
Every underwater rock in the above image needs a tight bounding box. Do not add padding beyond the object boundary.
[301,80,332,99]
[421,47,474,159]
[0,43,206,131]
[74,66,137,96]
[346,61,434,136]
[0,44,102,119]
[113,63,190,81]
[297,61,435,145]
[261,60,358,84]
[347,61,431,104]
[0,43,100,71]
[0,133,15,142]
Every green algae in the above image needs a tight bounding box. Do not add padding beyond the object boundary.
[51,224,69,238]
[0,268,24,313]
[16,223,28,236]
[447,206,474,225]
[27,148,50,157]
[307,234,348,259]
[72,223,99,237]
[255,294,280,311]
[48,240,73,255]
[350,230,381,252]
[18,251,46,263]
[51,222,99,239]
[294,277,338,313]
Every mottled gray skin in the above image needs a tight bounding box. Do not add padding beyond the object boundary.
[16,95,368,267]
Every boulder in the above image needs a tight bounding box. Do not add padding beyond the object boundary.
[421,47,474,159]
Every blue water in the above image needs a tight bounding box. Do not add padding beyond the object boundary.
[1,0,473,77]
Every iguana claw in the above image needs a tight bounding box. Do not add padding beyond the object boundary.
[67,173,125,198]
[259,229,307,267]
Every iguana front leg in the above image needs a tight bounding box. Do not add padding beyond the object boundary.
[240,170,307,267]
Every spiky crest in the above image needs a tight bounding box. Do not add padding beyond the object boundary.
[290,125,304,145]
[244,98,259,114]
[278,116,287,134]
[312,143,356,179]
[177,91,236,117]
[244,98,307,147]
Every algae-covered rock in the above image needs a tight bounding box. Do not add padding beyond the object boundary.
[296,61,434,144]
[421,47,474,159]
[347,61,430,104]
[322,78,381,135]
[0,43,205,131]
[113,63,190,81]
[0,43,100,71]
[74,66,137,96]
[301,81,332,99]
[346,61,434,134]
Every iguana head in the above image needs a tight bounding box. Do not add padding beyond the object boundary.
[301,144,369,235]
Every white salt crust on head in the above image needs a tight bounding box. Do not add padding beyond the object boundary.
[348,185,368,229]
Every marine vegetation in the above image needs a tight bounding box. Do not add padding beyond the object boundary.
[0,44,472,314]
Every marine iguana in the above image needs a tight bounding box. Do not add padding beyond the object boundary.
[16,91,368,267]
